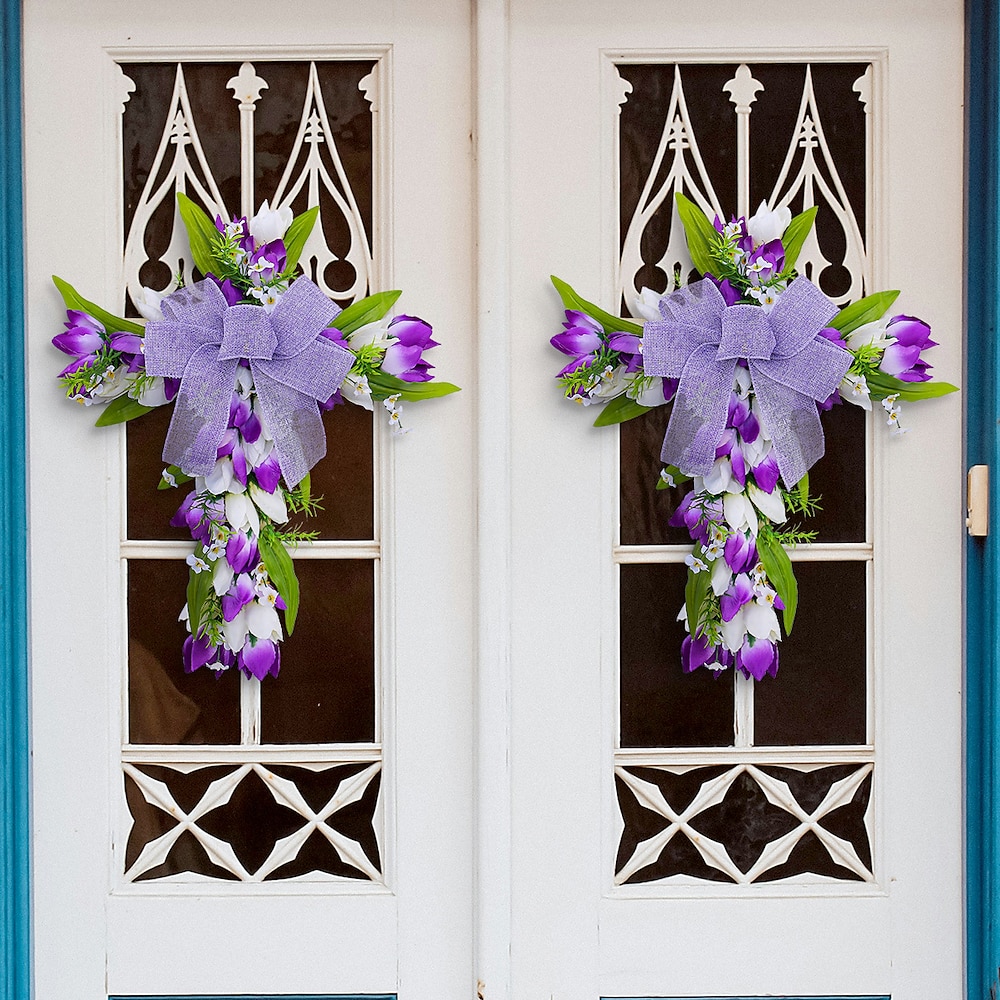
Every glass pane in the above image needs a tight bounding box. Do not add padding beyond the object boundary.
[620,406,690,546]
[754,560,867,746]
[261,559,375,744]
[620,563,735,748]
[127,403,374,541]
[128,559,241,744]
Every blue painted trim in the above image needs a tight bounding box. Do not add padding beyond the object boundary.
[0,1,30,999]
[967,0,1000,997]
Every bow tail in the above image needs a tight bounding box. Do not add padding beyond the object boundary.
[255,374,326,488]
[163,348,239,477]
[661,347,737,476]
[754,375,827,489]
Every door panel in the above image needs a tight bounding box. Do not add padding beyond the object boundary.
[508,2,962,997]
[23,2,474,997]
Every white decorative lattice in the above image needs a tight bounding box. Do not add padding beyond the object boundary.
[618,62,870,314]
[618,65,724,317]
[120,60,374,307]
[123,760,383,883]
[615,762,874,885]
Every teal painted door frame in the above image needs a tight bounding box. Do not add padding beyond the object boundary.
[1,2,995,998]
[966,0,1000,997]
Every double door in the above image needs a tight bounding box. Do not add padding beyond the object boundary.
[23,1,964,997]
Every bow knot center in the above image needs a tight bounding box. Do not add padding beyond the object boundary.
[717,304,776,362]
[220,304,278,362]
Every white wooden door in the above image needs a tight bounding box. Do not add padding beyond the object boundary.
[24,1,964,999]
[23,2,474,998]
[505,1,964,998]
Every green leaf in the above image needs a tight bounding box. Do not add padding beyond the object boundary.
[281,205,320,276]
[550,276,643,335]
[366,371,461,401]
[591,394,651,427]
[780,206,818,272]
[176,191,221,276]
[51,276,144,335]
[335,290,403,335]
[186,562,214,638]
[684,553,711,638]
[757,531,798,635]
[93,395,154,426]
[157,465,193,490]
[674,192,718,276]
[258,533,300,635]
[797,472,810,506]
[865,371,959,401]
[298,472,311,507]
[828,290,901,334]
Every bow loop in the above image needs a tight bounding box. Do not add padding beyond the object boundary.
[642,277,849,489]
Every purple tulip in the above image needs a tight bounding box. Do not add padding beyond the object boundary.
[52,310,105,359]
[817,326,848,351]
[681,632,717,673]
[879,314,937,382]
[381,315,439,382]
[737,637,779,680]
[707,274,742,306]
[724,532,757,574]
[751,452,781,494]
[226,532,257,573]
[670,491,723,546]
[720,574,754,622]
[551,311,603,374]
[746,239,785,283]
[253,453,282,494]
[183,633,218,673]
[208,275,243,306]
[239,638,280,680]
[221,573,256,622]
[607,332,643,372]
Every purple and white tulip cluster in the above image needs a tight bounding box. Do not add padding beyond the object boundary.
[550,198,955,680]
[172,364,290,680]
[52,196,457,682]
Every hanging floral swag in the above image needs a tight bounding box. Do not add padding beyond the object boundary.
[550,194,956,681]
[52,194,458,681]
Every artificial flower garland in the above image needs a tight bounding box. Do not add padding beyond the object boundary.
[550,194,956,680]
[52,194,457,681]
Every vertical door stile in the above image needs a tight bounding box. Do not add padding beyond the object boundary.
[474,1,514,998]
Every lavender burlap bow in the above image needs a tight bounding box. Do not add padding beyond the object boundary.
[642,277,852,489]
[143,277,354,487]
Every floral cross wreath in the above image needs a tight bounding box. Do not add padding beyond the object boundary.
[52,195,458,681]
[550,195,956,681]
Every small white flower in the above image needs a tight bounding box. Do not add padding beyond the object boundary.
[344,374,374,411]
[841,373,873,410]
[161,468,177,488]
[186,553,209,573]
[659,468,676,488]
[205,540,226,562]
[685,553,708,574]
